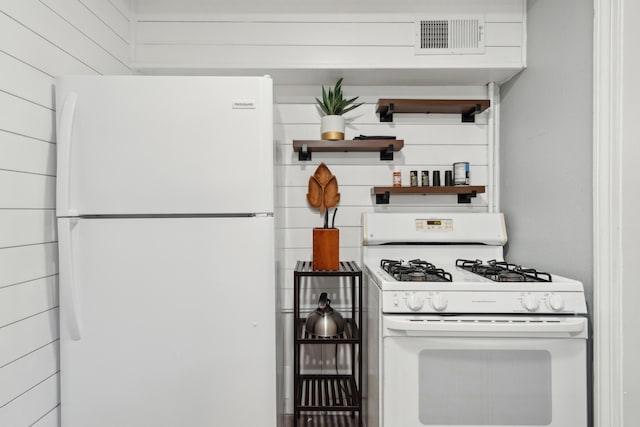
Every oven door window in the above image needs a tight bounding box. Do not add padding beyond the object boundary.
[383,337,587,427]
[419,349,550,425]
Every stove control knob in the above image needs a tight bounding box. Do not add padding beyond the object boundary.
[406,293,425,311]
[430,294,448,312]
[522,294,540,312]
[547,294,565,312]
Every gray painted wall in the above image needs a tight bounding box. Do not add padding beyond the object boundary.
[500,0,593,308]
[621,0,640,421]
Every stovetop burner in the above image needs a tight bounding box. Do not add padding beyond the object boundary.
[381,259,452,282]
[456,259,553,282]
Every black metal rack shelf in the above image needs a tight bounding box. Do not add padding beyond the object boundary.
[296,375,360,412]
[293,261,363,426]
[294,261,361,276]
[296,318,360,344]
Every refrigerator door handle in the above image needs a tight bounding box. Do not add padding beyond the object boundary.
[57,92,78,216]
[58,218,82,340]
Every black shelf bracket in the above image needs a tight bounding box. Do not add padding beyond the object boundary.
[379,103,394,122]
[380,144,394,160]
[376,191,390,204]
[461,103,482,123]
[458,190,478,204]
[298,143,311,161]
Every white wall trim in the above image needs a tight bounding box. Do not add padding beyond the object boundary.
[488,81,499,213]
[593,0,623,426]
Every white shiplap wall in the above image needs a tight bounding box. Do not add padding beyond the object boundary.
[127,3,522,413]
[0,1,131,425]
[274,84,491,412]
[276,87,490,287]
[131,3,526,85]
[128,4,522,414]
[133,15,522,69]
[0,0,522,421]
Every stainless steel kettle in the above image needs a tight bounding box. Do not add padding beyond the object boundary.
[305,292,345,337]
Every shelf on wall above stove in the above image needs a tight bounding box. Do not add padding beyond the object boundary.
[375,99,490,123]
[372,185,486,204]
[292,139,404,161]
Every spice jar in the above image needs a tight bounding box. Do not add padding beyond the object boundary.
[393,170,402,187]
[410,171,418,187]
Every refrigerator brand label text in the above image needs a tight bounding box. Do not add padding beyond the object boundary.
[232,100,256,109]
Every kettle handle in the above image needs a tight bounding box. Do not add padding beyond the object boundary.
[318,292,329,309]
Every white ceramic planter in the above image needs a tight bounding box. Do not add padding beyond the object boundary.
[320,115,345,140]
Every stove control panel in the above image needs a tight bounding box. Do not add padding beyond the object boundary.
[415,218,453,232]
[384,291,587,314]
[403,293,449,311]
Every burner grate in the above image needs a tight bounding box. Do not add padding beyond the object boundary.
[456,259,552,282]
[381,259,452,282]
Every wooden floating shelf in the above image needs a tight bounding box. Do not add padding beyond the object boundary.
[372,185,486,204]
[376,99,490,123]
[292,139,404,161]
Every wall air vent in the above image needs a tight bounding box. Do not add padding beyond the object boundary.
[415,16,485,55]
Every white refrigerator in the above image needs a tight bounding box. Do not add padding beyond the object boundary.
[55,75,276,426]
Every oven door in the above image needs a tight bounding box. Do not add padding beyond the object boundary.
[382,315,588,427]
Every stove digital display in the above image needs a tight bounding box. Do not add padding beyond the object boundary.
[416,218,453,232]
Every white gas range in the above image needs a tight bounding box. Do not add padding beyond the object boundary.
[362,212,589,427]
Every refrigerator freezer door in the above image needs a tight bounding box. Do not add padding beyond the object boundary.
[55,76,273,216]
[58,216,276,427]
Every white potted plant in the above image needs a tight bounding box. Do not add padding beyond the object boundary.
[315,78,363,140]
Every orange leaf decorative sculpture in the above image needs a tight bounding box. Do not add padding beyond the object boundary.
[306,163,341,214]
[307,163,340,270]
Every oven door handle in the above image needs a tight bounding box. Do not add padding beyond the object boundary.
[384,317,587,336]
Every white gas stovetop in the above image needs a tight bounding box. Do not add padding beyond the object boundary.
[362,213,588,315]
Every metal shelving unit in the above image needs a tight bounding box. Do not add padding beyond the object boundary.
[293,261,363,426]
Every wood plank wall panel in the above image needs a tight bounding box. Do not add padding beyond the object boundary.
[0,92,55,142]
[0,374,60,427]
[126,5,513,413]
[133,10,524,71]
[0,1,130,74]
[0,1,131,425]
[137,44,523,70]
[274,85,490,414]
[0,342,59,406]
[0,12,94,76]
[78,0,131,42]
[0,211,57,249]
[0,171,56,209]
[0,132,56,176]
[274,84,490,308]
[127,4,517,415]
[136,21,412,45]
[40,0,130,66]
[274,86,490,272]
[0,277,58,330]
[0,53,56,109]
[31,407,60,427]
